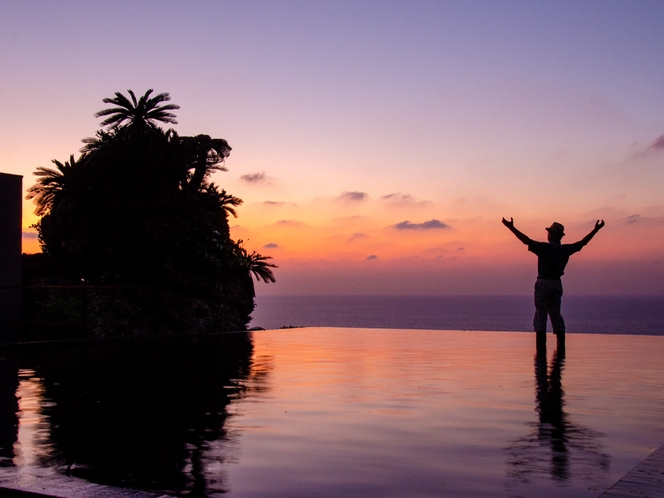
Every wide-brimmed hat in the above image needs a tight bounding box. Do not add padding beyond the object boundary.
[546,222,565,237]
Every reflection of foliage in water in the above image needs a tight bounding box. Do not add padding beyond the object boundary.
[219,344,275,467]
[504,349,610,492]
[0,356,19,468]
[14,333,259,496]
[241,349,274,396]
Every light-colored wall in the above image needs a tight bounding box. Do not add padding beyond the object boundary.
[0,173,22,342]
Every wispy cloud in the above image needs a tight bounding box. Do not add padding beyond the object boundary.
[339,191,368,202]
[382,192,414,202]
[275,219,305,226]
[240,172,274,185]
[366,254,378,260]
[347,232,368,242]
[263,200,285,205]
[648,134,664,151]
[22,232,38,239]
[263,242,279,248]
[632,134,664,157]
[621,214,664,225]
[381,192,431,207]
[393,219,449,230]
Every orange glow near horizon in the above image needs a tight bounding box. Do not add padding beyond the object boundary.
[231,207,658,264]
[226,199,664,295]
[20,186,664,295]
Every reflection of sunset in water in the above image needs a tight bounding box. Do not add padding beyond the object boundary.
[14,370,55,474]
[227,329,664,497]
[2,331,663,497]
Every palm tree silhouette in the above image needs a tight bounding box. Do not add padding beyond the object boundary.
[94,89,179,129]
[245,251,277,283]
[235,241,277,283]
[212,187,243,219]
[179,134,232,192]
[26,155,85,216]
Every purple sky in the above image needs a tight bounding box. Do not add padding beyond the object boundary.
[2,1,664,294]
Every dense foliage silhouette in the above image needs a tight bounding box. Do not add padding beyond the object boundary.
[25,89,275,335]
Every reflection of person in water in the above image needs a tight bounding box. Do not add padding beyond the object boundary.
[534,346,569,479]
[502,218,605,348]
[504,342,610,488]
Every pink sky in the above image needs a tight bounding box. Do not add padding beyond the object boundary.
[3,1,664,295]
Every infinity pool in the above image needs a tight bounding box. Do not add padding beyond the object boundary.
[1,329,663,497]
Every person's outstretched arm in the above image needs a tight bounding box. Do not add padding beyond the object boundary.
[578,220,605,246]
[502,217,532,245]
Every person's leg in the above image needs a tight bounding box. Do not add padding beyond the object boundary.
[533,280,548,333]
[546,280,565,332]
[546,280,566,348]
[534,280,549,349]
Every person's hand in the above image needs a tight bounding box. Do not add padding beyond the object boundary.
[502,217,514,229]
[595,219,605,230]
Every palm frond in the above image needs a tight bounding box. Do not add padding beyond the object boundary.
[94,89,180,129]
[235,242,277,283]
[26,155,81,216]
[128,89,141,108]
[217,188,243,218]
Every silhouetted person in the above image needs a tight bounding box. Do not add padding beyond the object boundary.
[502,218,605,348]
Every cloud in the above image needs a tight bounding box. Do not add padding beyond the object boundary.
[275,219,305,227]
[263,243,279,248]
[366,254,378,260]
[422,247,445,256]
[382,192,414,202]
[393,219,449,230]
[633,134,664,157]
[626,214,640,224]
[22,232,38,239]
[339,191,368,202]
[240,172,274,185]
[347,232,368,242]
[381,192,431,206]
[260,200,298,209]
[648,135,664,151]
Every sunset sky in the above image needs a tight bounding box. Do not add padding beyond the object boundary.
[2,1,663,295]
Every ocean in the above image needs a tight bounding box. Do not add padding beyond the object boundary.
[249,295,664,335]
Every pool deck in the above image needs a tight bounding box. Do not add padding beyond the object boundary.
[1,447,662,498]
[0,473,171,497]
[599,444,664,497]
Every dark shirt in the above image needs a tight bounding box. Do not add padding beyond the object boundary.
[527,240,584,279]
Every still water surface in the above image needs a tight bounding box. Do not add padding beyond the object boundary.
[1,329,663,497]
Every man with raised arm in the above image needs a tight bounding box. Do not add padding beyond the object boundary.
[502,217,605,349]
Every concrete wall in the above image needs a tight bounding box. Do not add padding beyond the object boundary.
[0,173,22,342]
